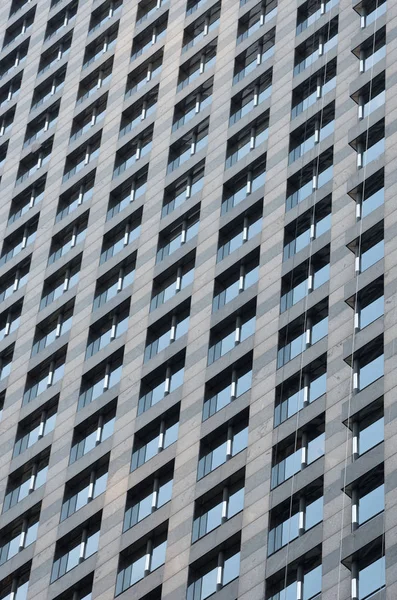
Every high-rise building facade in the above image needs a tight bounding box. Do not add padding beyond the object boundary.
[0,0,391,598]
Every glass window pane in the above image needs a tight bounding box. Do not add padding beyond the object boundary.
[305,496,323,530]
[359,417,384,455]
[201,566,217,600]
[303,564,322,600]
[359,355,384,390]
[151,539,167,571]
[228,486,244,518]
[359,556,385,599]
[223,551,240,585]
[359,484,384,525]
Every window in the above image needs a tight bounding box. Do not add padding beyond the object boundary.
[13,398,58,457]
[145,301,190,361]
[271,418,325,488]
[0,259,30,304]
[286,148,333,211]
[348,222,384,274]
[157,209,199,262]
[221,157,266,214]
[76,58,113,104]
[70,94,108,141]
[296,0,338,34]
[138,353,185,414]
[0,73,22,112]
[182,3,220,52]
[268,478,323,554]
[119,88,158,137]
[124,464,174,530]
[0,107,16,138]
[233,29,275,84]
[32,302,74,356]
[23,349,66,405]
[107,168,147,220]
[150,255,195,311]
[162,162,204,216]
[167,118,209,173]
[349,465,384,528]
[86,301,130,358]
[293,17,338,76]
[31,66,67,110]
[0,41,29,82]
[38,33,73,75]
[289,103,335,164]
[23,101,60,147]
[131,407,179,470]
[266,553,322,600]
[172,78,213,131]
[349,538,385,600]
[280,246,330,312]
[0,141,8,170]
[40,257,81,309]
[351,120,384,169]
[353,0,386,28]
[61,457,109,520]
[125,50,163,98]
[283,196,331,260]
[177,42,217,91]
[82,24,119,70]
[353,26,386,73]
[51,515,102,582]
[0,345,14,381]
[351,72,385,120]
[277,301,328,368]
[225,112,269,168]
[8,177,46,225]
[0,219,37,266]
[350,397,384,457]
[348,169,384,220]
[130,13,168,60]
[346,277,383,331]
[3,451,49,512]
[78,351,123,410]
[0,504,40,565]
[187,538,241,600]
[136,0,165,25]
[113,126,153,177]
[100,212,141,263]
[274,356,327,426]
[0,301,22,343]
[203,355,252,419]
[63,135,101,182]
[208,301,256,364]
[16,137,53,185]
[198,412,249,479]
[229,69,272,125]
[89,0,123,33]
[44,0,78,40]
[116,527,168,595]
[93,255,135,309]
[193,472,245,541]
[213,251,259,311]
[0,565,30,600]
[237,0,277,44]
[291,58,336,119]
[48,216,88,265]
[217,203,263,261]
[56,173,95,222]
[70,402,116,462]
[52,576,93,600]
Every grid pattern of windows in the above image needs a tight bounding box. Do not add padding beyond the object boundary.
[0,0,392,599]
